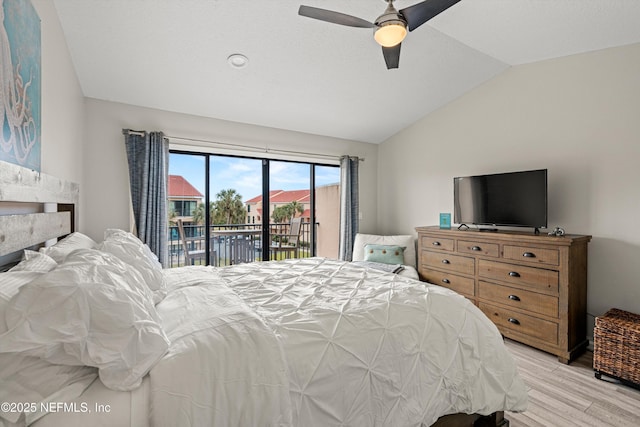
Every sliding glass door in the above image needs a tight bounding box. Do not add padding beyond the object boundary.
[209,156,263,265]
[168,151,339,267]
[315,165,340,259]
[167,154,206,267]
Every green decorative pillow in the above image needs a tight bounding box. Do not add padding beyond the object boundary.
[363,244,405,265]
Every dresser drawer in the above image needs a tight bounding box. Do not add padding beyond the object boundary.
[503,245,559,266]
[421,251,475,276]
[478,281,559,318]
[420,235,454,251]
[479,302,558,345]
[457,240,500,257]
[478,259,559,293]
[421,268,474,297]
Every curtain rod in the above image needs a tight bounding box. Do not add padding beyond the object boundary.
[122,129,146,137]
[165,135,364,162]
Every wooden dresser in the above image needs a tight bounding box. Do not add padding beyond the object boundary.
[415,226,591,363]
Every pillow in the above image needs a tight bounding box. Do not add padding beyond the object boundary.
[1,249,170,392]
[0,271,44,329]
[98,229,167,304]
[352,233,416,267]
[9,250,57,273]
[363,244,406,265]
[0,271,97,425]
[39,232,98,263]
[104,229,162,269]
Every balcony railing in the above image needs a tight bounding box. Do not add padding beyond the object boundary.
[168,222,314,268]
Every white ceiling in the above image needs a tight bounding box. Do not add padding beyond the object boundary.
[52,0,640,144]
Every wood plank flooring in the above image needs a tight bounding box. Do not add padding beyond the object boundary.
[504,339,640,427]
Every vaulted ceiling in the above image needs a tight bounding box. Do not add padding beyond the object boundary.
[53,0,640,143]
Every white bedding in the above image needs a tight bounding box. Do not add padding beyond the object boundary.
[5,257,527,426]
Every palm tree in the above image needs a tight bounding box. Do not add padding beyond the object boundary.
[287,200,304,221]
[213,189,246,225]
[271,201,305,224]
[271,205,290,223]
[192,201,215,225]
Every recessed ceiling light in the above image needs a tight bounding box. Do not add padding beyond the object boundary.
[227,54,248,69]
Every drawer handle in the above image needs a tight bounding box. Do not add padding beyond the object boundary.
[508,318,520,325]
[508,271,521,278]
[471,246,482,251]
[508,294,521,301]
[523,252,536,258]
[432,241,441,246]
[442,278,450,284]
[442,259,450,264]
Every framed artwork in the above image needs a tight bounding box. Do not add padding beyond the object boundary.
[439,213,451,229]
[1,0,41,171]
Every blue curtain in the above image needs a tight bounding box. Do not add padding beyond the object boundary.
[123,130,169,267]
[339,156,359,261]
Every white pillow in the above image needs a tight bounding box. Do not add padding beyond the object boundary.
[1,249,169,392]
[0,271,97,425]
[98,229,167,304]
[0,271,43,328]
[104,229,162,269]
[9,250,57,273]
[352,233,416,267]
[39,232,98,263]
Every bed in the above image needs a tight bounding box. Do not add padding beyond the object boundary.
[0,160,527,427]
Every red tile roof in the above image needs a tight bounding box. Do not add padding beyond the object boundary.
[270,189,310,203]
[168,175,203,198]
[245,190,284,204]
[247,189,310,204]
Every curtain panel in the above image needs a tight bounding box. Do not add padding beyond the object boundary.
[123,130,169,267]
[338,156,359,261]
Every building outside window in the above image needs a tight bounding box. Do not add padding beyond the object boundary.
[168,175,203,223]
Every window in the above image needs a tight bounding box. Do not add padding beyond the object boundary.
[167,151,340,267]
[169,200,197,217]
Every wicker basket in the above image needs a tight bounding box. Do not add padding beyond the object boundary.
[593,308,640,387]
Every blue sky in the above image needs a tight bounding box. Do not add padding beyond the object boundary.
[170,153,340,201]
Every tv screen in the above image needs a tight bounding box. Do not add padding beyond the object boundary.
[454,169,547,229]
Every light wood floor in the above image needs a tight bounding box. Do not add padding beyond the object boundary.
[503,339,640,427]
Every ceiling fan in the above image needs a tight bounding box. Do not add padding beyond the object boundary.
[298,0,461,69]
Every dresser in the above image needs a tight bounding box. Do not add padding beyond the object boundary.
[415,226,591,363]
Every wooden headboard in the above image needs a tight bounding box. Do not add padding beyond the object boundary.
[0,160,79,258]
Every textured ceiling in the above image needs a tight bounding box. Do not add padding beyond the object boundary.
[53,0,640,144]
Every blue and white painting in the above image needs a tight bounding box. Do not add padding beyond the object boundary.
[1,0,41,171]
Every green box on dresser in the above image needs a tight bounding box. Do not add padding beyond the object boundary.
[415,226,592,364]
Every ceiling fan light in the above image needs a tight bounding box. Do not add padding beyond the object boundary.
[374,22,407,47]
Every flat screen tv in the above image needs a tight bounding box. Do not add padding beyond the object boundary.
[454,169,547,231]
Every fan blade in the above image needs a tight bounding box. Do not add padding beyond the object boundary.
[400,0,461,32]
[298,5,374,28]
[382,44,401,69]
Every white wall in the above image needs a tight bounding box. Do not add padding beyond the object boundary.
[30,0,85,229]
[82,99,379,242]
[378,43,640,335]
[32,0,84,185]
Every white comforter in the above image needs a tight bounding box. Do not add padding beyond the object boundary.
[153,258,527,427]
